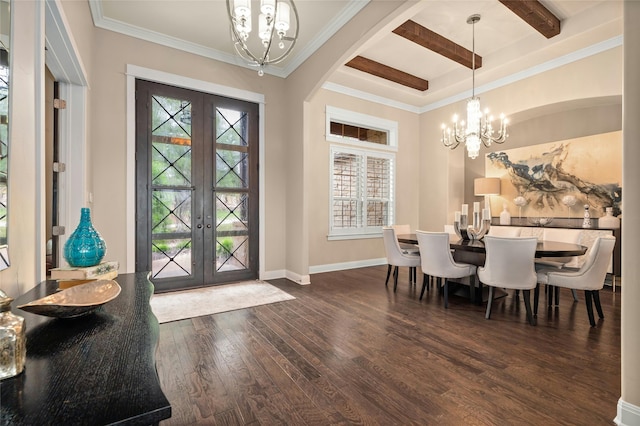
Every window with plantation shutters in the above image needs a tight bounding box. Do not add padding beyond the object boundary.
[329,146,394,239]
[326,106,397,240]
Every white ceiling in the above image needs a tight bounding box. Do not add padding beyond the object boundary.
[88,0,623,110]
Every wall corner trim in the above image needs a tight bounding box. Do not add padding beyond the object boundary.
[615,398,640,425]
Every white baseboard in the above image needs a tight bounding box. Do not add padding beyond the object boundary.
[263,258,386,285]
[286,270,311,285]
[262,269,287,281]
[615,398,640,425]
[309,258,387,274]
[262,269,310,285]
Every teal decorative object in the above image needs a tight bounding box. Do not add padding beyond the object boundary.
[64,208,107,267]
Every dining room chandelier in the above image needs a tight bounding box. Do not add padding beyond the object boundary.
[441,14,508,159]
[226,0,299,76]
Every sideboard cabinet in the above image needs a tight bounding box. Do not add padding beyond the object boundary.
[0,272,171,425]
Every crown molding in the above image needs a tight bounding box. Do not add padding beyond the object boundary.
[88,0,368,79]
[321,82,421,113]
[325,36,622,114]
[419,35,623,114]
[282,0,370,76]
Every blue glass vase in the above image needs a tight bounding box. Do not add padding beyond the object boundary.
[63,208,107,267]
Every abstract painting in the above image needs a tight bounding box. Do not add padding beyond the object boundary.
[485,131,622,218]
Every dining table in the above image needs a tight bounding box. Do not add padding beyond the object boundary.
[397,233,587,263]
[396,233,588,304]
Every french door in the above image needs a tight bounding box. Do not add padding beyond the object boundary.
[135,80,259,292]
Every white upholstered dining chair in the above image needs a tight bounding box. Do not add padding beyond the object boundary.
[392,224,419,252]
[478,236,538,325]
[535,228,583,305]
[382,227,421,292]
[536,236,615,327]
[415,231,477,308]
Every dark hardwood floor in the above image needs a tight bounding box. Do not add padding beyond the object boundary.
[156,266,621,425]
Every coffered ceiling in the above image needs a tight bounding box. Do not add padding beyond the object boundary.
[88,0,623,110]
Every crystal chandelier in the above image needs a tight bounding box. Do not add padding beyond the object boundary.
[441,14,508,159]
[226,0,299,76]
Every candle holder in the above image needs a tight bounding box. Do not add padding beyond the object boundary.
[454,213,470,240]
[467,219,491,240]
[473,210,481,230]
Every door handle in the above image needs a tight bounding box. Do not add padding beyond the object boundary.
[197,224,203,229]
[207,224,212,228]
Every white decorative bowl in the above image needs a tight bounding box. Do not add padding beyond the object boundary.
[529,217,553,227]
[18,280,121,318]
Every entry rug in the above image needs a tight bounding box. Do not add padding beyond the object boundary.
[150,280,295,324]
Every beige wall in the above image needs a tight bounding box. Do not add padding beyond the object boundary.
[7,1,625,287]
[464,101,622,213]
[59,0,417,282]
[621,0,640,419]
[307,88,420,269]
[281,0,419,282]
[59,1,290,274]
[418,47,623,232]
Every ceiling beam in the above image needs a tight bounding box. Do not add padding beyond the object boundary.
[393,20,482,70]
[345,56,429,91]
[499,0,561,39]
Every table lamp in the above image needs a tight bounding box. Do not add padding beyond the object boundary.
[474,177,501,218]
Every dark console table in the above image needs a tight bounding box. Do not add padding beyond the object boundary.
[0,272,171,425]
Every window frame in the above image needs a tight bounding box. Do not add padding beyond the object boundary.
[326,106,398,152]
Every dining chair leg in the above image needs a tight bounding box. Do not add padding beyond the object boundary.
[393,267,399,292]
[593,290,605,320]
[485,286,495,319]
[385,264,392,287]
[534,284,540,316]
[585,290,596,327]
[523,289,536,326]
[469,274,476,304]
[571,289,579,302]
[547,285,554,307]
[554,286,560,306]
[420,274,429,300]
[443,278,449,309]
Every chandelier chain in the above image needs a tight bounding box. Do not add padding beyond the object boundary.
[441,14,508,159]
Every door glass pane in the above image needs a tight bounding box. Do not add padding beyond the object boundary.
[216,149,248,188]
[215,192,248,272]
[150,95,193,280]
[216,108,248,146]
[151,189,192,279]
[152,96,192,186]
[152,238,191,279]
[152,189,192,234]
[216,235,248,272]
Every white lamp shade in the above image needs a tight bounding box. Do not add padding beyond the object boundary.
[234,0,251,19]
[474,177,501,195]
[261,0,276,16]
[275,2,290,31]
